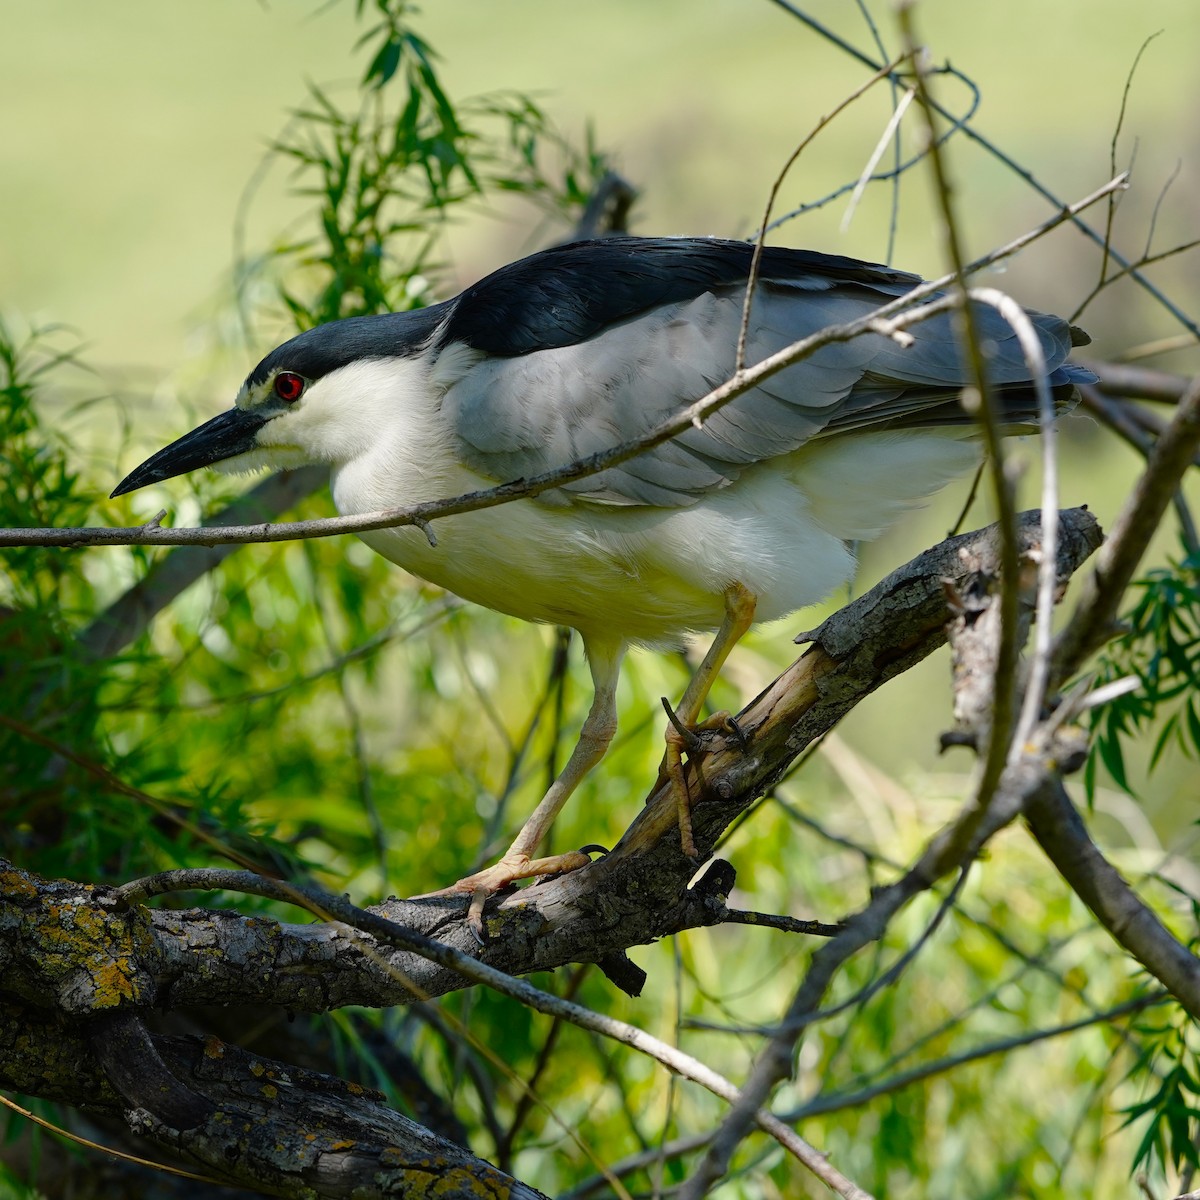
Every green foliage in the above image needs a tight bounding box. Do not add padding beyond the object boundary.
[1124,1009,1200,1179]
[0,320,96,610]
[1086,547,1200,800]
[0,321,114,874]
[2,0,607,893]
[249,3,609,329]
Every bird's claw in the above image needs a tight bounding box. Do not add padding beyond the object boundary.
[661,696,703,751]
[430,848,600,942]
[660,703,751,861]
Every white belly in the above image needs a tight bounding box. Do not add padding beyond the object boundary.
[332,428,978,647]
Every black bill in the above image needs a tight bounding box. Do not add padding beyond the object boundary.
[110,407,268,498]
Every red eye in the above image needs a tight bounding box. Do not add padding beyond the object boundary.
[274,371,305,402]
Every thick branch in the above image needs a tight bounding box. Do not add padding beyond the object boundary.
[0,999,546,1199]
[0,509,1103,1199]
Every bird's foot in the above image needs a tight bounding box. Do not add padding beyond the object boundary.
[660,702,748,860]
[429,848,599,942]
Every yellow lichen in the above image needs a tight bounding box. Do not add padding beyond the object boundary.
[89,958,137,1007]
[431,1165,510,1197]
[0,869,38,899]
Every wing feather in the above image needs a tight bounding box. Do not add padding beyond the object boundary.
[436,237,1089,507]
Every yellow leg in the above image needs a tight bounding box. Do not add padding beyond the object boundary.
[433,637,625,934]
[663,583,757,857]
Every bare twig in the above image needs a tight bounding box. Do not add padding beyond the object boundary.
[961,287,1058,752]
[1097,34,1162,292]
[1072,235,1200,326]
[0,1091,220,1187]
[737,52,905,371]
[787,991,1165,1120]
[766,0,1198,339]
[719,909,843,938]
[840,86,915,233]
[1116,334,1198,364]
[762,61,982,238]
[896,10,1020,837]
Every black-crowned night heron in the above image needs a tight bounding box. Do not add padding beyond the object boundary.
[113,236,1091,913]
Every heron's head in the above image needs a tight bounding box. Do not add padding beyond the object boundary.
[111,306,449,498]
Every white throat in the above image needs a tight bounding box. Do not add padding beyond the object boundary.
[322,355,474,515]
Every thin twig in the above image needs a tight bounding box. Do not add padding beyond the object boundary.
[1072,235,1200,326]
[736,53,905,372]
[0,1093,220,1187]
[840,87,915,233]
[896,10,1020,845]
[851,0,904,261]
[786,991,1166,1120]
[961,287,1057,752]
[720,909,843,938]
[1097,33,1161,291]
[762,62,981,237]
[1142,159,1182,261]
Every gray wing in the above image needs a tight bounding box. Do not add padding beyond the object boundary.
[439,264,1082,509]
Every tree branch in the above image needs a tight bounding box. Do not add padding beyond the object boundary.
[1,510,1102,1017]
[0,999,547,1199]
[1024,781,1200,1019]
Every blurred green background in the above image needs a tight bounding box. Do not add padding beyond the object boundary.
[3,0,1196,367]
[3,4,1200,1195]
